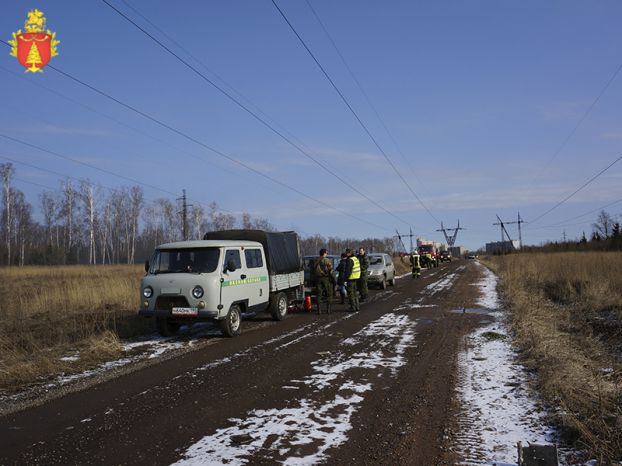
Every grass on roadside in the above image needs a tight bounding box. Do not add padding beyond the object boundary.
[0,265,151,390]
[485,252,622,462]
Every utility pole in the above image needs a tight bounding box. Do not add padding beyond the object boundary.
[505,212,526,248]
[177,190,193,241]
[436,220,465,248]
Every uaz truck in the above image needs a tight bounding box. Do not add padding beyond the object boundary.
[139,230,304,337]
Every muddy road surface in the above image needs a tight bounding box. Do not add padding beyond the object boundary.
[1,261,488,465]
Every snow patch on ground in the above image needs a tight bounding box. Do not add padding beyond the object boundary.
[394,298,437,311]
[173,312,417,465]
[424,273,457,296]
[454,263,558,465]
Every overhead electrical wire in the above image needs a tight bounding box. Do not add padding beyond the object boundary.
[528,154,622,225]
[303,0,427,191]
[0,134,182,198]
[0,153,162,206]
[99,0,411,228]
[0,39,391,233]
[531,61,622,185]
[270,0,440,225]
[530,197,622,230]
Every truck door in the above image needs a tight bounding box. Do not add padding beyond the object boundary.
[243,247,269,311]
[221,248,244,311]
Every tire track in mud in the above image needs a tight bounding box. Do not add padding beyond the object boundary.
[173,313,417,465]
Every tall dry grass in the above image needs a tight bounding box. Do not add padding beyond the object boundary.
[486,252,622,462]
[0,265,150,389]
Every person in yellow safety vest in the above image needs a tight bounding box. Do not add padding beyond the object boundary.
[410,251,421,278]
[343,248,360,312]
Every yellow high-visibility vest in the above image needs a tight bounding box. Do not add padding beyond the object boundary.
[348,256,361,280]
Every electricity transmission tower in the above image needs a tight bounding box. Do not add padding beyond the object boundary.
[436,220,465,248]
[504,212,526,247]
[493,214,515,252]
[395,228,415,253]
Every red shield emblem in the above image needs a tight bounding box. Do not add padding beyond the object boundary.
[16,33,52,72]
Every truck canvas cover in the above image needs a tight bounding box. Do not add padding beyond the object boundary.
[202,230,302,275]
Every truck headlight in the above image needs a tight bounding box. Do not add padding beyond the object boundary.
[192,286,204,299]
[143,286,153,298]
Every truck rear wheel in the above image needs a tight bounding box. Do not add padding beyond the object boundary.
[270,292,288,321]
[389,276,396,287]
[156,318,180,337]
[220,304,241,337]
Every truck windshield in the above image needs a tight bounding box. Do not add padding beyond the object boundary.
[150,248,220,274]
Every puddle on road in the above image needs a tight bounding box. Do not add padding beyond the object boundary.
[449,307,495,315]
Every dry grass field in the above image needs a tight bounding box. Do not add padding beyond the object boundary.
[485,252,622,462]
[0,265,149,389]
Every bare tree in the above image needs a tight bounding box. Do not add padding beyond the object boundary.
[241,212,253,229]
[129,186,143,263]
[0,163,15,265]
[190,205,205,240]
[593,210,615,239]
[40,190,58,247]
[60,178,78,261]
[99,201,111,265]
[12,190,32,266]
[80,180,98,264]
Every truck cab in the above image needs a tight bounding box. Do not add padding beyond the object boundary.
[140,230,304,338]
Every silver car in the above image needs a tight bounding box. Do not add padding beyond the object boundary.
[366,253,396,289]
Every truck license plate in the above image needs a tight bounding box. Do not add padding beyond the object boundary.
[172,307,198,316]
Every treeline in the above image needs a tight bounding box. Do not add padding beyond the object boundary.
[523,209,622,253]
[0,163,275,266]
[299,235,396,257]
[0,163,398,266]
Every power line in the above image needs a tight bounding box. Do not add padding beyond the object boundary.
[530,197,622,230]
[531,61,622,184]
[270,0,439,225]
[529,154,622,224]
[0,134,182,198]
[99,0,411,228]
[303,0,427,191]
[0,39,391,233]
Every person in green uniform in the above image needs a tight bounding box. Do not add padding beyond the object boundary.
[314,248,335,314]
[356,247,370,302]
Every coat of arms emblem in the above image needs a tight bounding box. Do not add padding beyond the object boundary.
[9,9,59,73]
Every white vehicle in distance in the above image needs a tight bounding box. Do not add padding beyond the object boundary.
[366,253,396,290]
[139,230,304,338]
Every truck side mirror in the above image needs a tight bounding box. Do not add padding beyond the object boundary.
[144,259,150,273]
[226,260,236,272]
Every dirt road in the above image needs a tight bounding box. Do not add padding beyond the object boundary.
[1,261,487,465]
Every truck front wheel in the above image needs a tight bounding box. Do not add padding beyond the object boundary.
[270,292,288,321]
[220,304,241,337]
[156,318,180,337]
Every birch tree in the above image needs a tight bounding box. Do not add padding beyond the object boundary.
[80,180,98,265]
[0,163,15,265]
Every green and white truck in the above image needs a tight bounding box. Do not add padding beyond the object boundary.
[139,230,304,337]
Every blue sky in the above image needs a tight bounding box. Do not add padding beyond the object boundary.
[1,0,621,250]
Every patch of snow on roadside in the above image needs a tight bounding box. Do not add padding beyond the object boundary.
[60,355,80,362]
[474,263,500,309]
[173,312,416,466]
[455,264,558,465]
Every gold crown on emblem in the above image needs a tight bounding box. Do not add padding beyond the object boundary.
[24,9,46,33]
